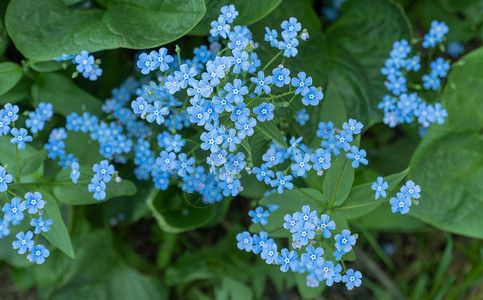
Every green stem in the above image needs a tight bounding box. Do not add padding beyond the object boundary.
[328,159,347,208]
[262,51,283,72]
[16,146,20,182]
[7,189,23,199]
[334,201,380,211]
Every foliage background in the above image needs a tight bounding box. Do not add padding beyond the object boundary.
[0,0,482,299]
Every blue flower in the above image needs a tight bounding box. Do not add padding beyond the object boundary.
[200,130,223,153]
[131,97,148,116]
[225,79,248,103]
[210,17,230,39]
[335,131,353,152]
[252,231,273,255]
[291,72,312,95]
[252,164,274,185]
[390,192,412,214]
[302,86,323,106]
[220,4,238,23]
[2,197,26,223]
[30,216,53,234]
[291,153,312,176]
[253,103,275,122]
[275,248,298,272]
[319,214,336,238]
[271,171,293,194]
[371,176,388,199]
[334,229,356,253]
[10,128,33,150]
[150,47,173,72]
[447,41,464,58]
[422,33,438,48]
[83,65,103,81]
[261,241,278,264]
[248,206,270,225]
[24,192,45,214]
[390,39,411,58]
[428,20,449,40]
[311,149,331,171]
[272,67,291,87]
[405,56,421,71]
[283,213,298,233]
[422,74,440,90]
[400,180,421,199]
[262,148,283,167]
[221,128,241,152]
[296,109,309,125]
[346,146,368,168]
[74,50,94,73]
[316,121,334,139]
[430,57,450,78]
[342,269,362,290]
[292,221,316,246]
[0,218,10,238]
[342,119,363,135]
[70,161,80,184]
[176,153,195,177]
[27,244,50,264]
[228,32,248,51]
[0,115,11,136]
[156,151,177,171]
[146,101,169,124]
[93,160,115,183]
[251,71,273,95]
[175,64,198,89]
[2,103,19,122]
[301,246,324,269]
[264,27,278,48]
[164,75,181,94]
[88,178,107,201]
[386,74,407,95]
[12,231,34,254]
[235,117,256,138]
[202,61,225,86]
[281,17,301,38]
[25,112,45,134]
[294,205,318,224]
[433,103,447,124]
[278,35,299,58]
[236,231,253,252]
[0,167,13,192]
[231,49,250,73]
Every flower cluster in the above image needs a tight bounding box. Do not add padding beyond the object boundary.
[389,180,421,214]
[0,192,52,264]
[54,50,103,81]
[380,20,449,135]
[237,205,362,290]
[371,177,421,214]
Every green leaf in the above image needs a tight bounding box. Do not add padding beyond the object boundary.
[0,62,22,95]
[64,131,104,166]
[251,0,410,127]
[31,73,102,117]
[190,0,281,35]
[38,189,75,258]
[5,0,206,61]
[335,168,409,219]
[0,15,8,57]
[53,166,137,205]
[0,77,31,105]
[147,187,226,233]
[323,136,360,207]
[295,272,325,299]
[256,121,287,147]
[0,136,44,181]
[249,188,325,238]
[409,47,483,239]
[217,278,254,300]
[50,229,167,300]
[20,149,48,177]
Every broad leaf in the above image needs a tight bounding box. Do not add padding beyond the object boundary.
[5,0,206,60]
[53,165,137,205]
[21,149,48,177]
[322,136,360,207]
[190,0,282,35]
[409,47,483,239]
[335,168,409,219]
[0,62,22,95]
[31,73,103,117]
